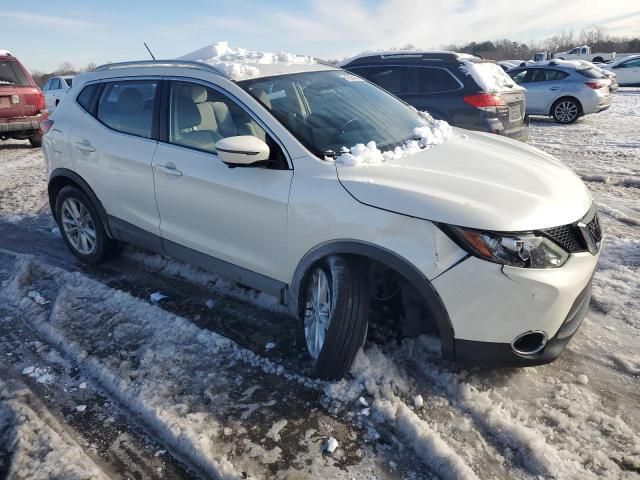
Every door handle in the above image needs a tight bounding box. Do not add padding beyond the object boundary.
[157,162,183,177]
[549,87,561,91]
[73,140,95,153]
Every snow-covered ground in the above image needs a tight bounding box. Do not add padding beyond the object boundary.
[0,89,638,479]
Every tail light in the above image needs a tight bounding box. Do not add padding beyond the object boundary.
[40,118,54,134]
[463,93,506,108]
[585,82,605,89]
[35,91,46,112]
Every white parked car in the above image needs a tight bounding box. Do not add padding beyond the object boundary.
[41,58,601,379]
[607,55,640,86]
[42,75,73,111]
[554,45,615,63]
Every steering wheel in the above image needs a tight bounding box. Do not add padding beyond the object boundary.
[328,118,363,146]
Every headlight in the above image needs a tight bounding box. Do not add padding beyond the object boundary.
[441,225,569,269]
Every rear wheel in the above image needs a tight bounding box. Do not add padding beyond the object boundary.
[28,134,42,148]
[299,256,369,380]
[552,98,580,124]
[55,186,116,264]
[592,56,604,63]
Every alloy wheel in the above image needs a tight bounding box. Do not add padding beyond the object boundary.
[61,198,97,255]
[555,101,578,123]
[303,268,332,359]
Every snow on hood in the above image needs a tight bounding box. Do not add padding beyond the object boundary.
[336,129,592,231]
[178,41,317,80]
[335,111,453,167]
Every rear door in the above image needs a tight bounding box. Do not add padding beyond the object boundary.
[69,79,161,239]
[510,68,566,114]
[401,66,463,121]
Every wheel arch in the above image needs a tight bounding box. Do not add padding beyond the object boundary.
[549,95,583,116]
[48,168,113,237]
[288,240,455,360]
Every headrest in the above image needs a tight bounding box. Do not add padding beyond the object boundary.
[252,87,272,109]
[178,84,208,103]
[117,88,144,113]
[177,97,201,130]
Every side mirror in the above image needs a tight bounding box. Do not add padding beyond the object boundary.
[216,136,270,166]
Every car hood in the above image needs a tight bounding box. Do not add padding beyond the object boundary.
[336,129,592,231]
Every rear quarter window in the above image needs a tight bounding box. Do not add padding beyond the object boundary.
[0,60,29,86]
[405,67,461,93]
[576,68,604,79]
[76,83,99,112]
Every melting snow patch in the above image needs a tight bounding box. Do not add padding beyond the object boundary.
[358,396,369,407]
[79,381,87,389]
[74,405,87,413]
[265,342,276,351]
[22,366,35,375]
[414,395,424,409]
[205,298,215,309]
[154,449,167,457]
[266,419,288,442]
[335,111,452,166]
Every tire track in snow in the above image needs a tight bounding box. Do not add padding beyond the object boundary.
[0,252,434,479]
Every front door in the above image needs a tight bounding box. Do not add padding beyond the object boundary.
[152,80,293,283]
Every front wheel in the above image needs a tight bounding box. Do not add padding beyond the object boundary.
[55,186,116,264]
[299,256,369,380]
[552,98,580,124]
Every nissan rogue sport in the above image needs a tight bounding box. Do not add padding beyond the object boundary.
[42,57,602,379]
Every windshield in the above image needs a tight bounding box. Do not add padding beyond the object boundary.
[0,60,29,86]
[239,70,429,156]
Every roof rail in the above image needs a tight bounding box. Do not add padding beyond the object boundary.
[94,59,228,77]
[345,51,459,66]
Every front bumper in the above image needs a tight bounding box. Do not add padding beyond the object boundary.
[454,278,592,366]
[432,247,599,366]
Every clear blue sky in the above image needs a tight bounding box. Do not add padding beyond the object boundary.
[2,0,638,72]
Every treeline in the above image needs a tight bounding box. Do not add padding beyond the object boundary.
[442,24,640,61]
[30,62,97,88]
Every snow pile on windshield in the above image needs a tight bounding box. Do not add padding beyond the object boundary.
[335,111,452,167]
[459,60,519,92]
[178,41,316,81]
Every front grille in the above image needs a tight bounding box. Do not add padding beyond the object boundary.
[543,225,586,252]
[542,211,602,254]
[587,213,602,242]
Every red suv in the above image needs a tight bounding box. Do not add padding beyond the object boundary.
[0,50,47,147]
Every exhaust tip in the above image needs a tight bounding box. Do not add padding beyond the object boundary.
[511,331,547,356]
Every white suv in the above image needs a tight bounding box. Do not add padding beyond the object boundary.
[42,58,602,379]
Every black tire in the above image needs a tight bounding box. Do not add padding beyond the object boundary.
[298,256,369,380]
[551,98,581,124]
[592,57,603,63]
[28,135,42,148]
[55,186,116,264]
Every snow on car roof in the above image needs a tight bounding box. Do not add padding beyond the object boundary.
[338,49,470,67]
[0,50,12,56]
[178,41,336,81]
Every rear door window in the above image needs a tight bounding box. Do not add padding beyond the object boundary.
[96,81,158,139]
[405,67,461,93]
[356,66,406,94]
[0,60,29,86]
[532,69,569,82]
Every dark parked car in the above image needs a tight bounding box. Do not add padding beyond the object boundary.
[340,51,529,141]
[0,50,47,147]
